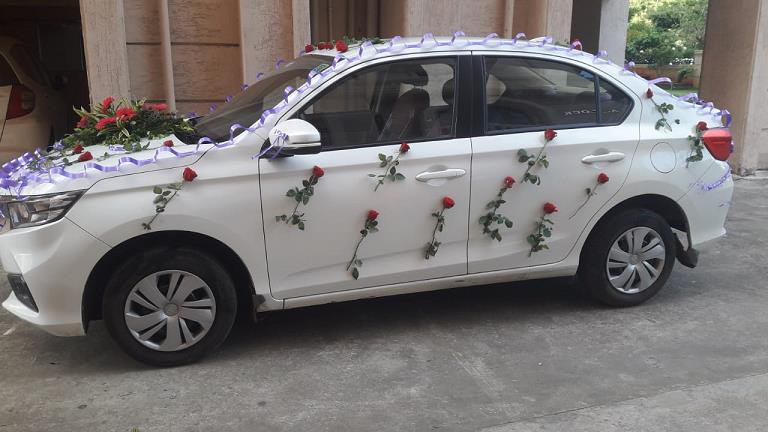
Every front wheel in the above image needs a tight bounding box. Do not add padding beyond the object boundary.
[579,209,676,307]
[103,247,237,366]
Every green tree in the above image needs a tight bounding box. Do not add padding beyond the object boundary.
[626,0,708,66]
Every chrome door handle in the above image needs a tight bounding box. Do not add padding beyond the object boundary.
[581,152,625,164]
[415,168,466,182]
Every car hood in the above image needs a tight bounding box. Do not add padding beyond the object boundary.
[0,135,213,196]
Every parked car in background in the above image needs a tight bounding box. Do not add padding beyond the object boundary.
[0,36,734,366]
[0,37,67,163]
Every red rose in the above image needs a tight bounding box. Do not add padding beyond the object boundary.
[544,128,557,141]
[76,116,88,129]
[304,44,314,53]
[646,88,654,99]
[312,165,324,178]
[73,144,84,154]
[95,116,116,130]
[163,140,174,147]
[597,173,609,184]
[335,40,348,53]
[115,106,136,120]
[182,167,198,182]
[442,196,455,209]
[696,121,708,131]
[367,209,379,221]
[101,96,114,112]
[399,142,410,153]
[504,176,516,188]
[543,202,558,214]
[78,151,93,162]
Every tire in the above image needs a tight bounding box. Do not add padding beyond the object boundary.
[103,247,237,366]
[579,209,676,307]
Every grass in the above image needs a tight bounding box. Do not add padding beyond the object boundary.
[668,87,699,97]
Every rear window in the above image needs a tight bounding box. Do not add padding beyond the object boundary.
[0,54,18,87]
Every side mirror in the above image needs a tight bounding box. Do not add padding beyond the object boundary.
[268,119,321,156]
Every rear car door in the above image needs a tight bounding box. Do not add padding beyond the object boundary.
[259,53,473,300]
[468,53,641,273]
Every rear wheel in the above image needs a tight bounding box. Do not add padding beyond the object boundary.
[103,247,237,366]
[579,209,676,306]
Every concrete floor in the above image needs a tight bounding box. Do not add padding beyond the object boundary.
[1,179,767,432]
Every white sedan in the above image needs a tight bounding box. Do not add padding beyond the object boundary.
[0,35,734,366]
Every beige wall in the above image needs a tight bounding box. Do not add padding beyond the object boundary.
[700,0,767,173]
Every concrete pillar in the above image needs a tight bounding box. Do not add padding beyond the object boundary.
[597,0,629,64]
[292,0,311,56]
[571,0,628,64]
[239,0,293,85]
[513,0,572,42]
[79,0,130,105]
[699,0,768,173]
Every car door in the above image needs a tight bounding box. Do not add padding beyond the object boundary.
[468,53,641,274]
[259,53,472,300]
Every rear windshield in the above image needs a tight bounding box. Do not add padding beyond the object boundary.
[194,55,332,141]
[0,54,18,87]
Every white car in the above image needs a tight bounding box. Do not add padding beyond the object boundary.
[0,37,67,163]
[0,35,734,366]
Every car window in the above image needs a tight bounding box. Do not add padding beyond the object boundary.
[484,56,600,133]
[0,54,19,87]
[297,57,457,150]
[598,78,633,124]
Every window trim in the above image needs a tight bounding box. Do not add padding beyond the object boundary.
[477,54,635,137]
[281,52,469,152]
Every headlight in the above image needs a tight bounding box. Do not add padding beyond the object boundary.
[2,190,85,229]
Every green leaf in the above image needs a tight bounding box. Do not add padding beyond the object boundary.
[368,174,377,177]
[351,267,360,279]
[298,222,305,230]
[394,173,405,181]
[379,161,387,168]
[302,180,309,187]
[275,216,281,222]
[389,166,396,175]
[518,155,529,163]
[162,190,171,196]
[153,195,164,204]
[504,219,513,228]
[378,153,387,162]
[355,259,363,266]
[153,186,163,194]
[539,158,549,168]
[517,149,528,157]
[287,189,296,197]
[479,216,488,225]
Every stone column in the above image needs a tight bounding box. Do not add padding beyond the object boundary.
[79,0,130,105]
[699,0,768,174]
[597,0,629,65]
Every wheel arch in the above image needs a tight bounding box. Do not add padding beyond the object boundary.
[581,193,690,264]
[82,230,256,330]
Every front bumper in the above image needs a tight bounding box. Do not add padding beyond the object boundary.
[0,216,110,336]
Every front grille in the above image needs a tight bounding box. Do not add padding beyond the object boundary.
[8,274,38,312]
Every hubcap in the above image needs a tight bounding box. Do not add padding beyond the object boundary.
[606,227,666,294]
[124,270,216,352]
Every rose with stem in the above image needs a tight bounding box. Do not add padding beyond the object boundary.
[686,121,708,167]
[425,197,455,259]
[479,176,516,241]
[518,128,556,185]
[370,142,409,191]
[569,173,609,219]
[276,165,325,230]
[347,210,380,279]
[142,167,197,230]
[528,202,557,256]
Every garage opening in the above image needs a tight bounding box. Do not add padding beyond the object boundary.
[0,0,87,160]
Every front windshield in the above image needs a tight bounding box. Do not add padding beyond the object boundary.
[194,55,332,141]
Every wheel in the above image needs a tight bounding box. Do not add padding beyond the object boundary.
[103,247,237,366]
[579,209,676,307]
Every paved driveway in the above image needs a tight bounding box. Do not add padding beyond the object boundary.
[1,179,767,432]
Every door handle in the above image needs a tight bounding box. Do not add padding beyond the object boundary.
[581,152,625,164]
[415,168,466,182]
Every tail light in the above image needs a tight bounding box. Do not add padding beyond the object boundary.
[702,128,733,161]
[6,84,35,120]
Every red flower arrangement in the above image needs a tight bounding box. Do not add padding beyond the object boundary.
[369,142,409,191]
[425,196,455,259]
[479,176,515,241]
[78,151,93,162]
[276,165,325,230]
[76,116,88,129]
[335,40,349,53]
[528,202,557,256]
[347,210,380,279]
[142,167,198,230]
[517,129,556,185]
[569,172,609,219]
[304,44,314,53]
[163,140,174,147]
[100,96,114,113]
[73,144,84,154]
